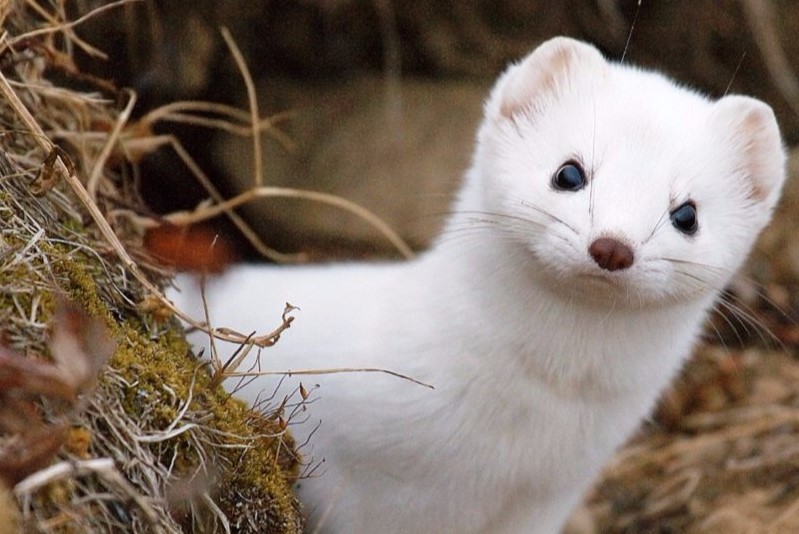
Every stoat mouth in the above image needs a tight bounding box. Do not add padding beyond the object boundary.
[536,267,638,302]
[569,273,654,308]
[541,270,660,309]
[569,271,639,299]
[579,271,623,287]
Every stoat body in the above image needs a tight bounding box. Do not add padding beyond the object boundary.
[170,37,786,533]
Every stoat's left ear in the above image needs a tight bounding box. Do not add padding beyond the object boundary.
[712,95,786,209]
[488,37,607,121]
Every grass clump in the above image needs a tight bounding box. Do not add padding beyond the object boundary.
[0,2,303,532]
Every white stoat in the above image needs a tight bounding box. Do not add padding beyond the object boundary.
[169,37,786,533]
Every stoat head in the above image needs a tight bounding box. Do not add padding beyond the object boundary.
[470,36,786,307]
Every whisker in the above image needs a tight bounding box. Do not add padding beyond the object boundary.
[671,268,717,294]
[714,298,754,342]
[436,228,501,246]
[437,210,555,249]
[665,257,787,350]
[717,293,785,349]
[449,210,547,228]
[660,257,727,272]
[518,200,579,234]
[660,257,731,292]
[665,257,796,324]
[709,300,749,349]
[644,207,672,243]
[437,229,504,245]
[743,281,797,325]
[703,308,731,352]
[436,218,526,249]
[729,277,796,349]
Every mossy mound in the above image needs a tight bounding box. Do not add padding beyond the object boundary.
[0,3,302,532]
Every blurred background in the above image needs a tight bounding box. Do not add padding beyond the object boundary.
[72,0,799,258]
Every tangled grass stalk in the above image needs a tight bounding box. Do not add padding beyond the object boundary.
[0,2,304,532]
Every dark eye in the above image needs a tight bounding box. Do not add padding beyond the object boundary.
[552,161,586,191]
[670,201,698,235]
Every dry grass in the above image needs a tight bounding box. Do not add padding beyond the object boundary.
[580,344,799,533]
[0,1,309,532]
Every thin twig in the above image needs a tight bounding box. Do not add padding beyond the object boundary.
[161,135,301,263]
[225,367,435,390]
[220,27,264,186]
[8,0,143,58]
[165,185,415,260]
[87,89,136,199]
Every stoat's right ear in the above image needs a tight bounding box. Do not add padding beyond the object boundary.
[490,37,607,121]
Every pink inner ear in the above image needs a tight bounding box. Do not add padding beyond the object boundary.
[741,111,772,201]
[713,95,785,206]
[499,46,575,120]
[494,38,607,123]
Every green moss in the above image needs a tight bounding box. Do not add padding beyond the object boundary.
[8,236,302,531]
[54,258,111,321]
[108,322,303,532]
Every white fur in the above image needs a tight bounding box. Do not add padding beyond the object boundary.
[169,37,786,533]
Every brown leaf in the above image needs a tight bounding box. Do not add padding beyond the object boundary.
[0,424,67,486]
[144,224,236,274]
[48,301,116,392]
[0,346,74,402]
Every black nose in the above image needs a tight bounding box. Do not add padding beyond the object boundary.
[588,238,634,271]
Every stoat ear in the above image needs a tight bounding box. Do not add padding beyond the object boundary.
[712,95,786,208]
[492,37,607,121]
